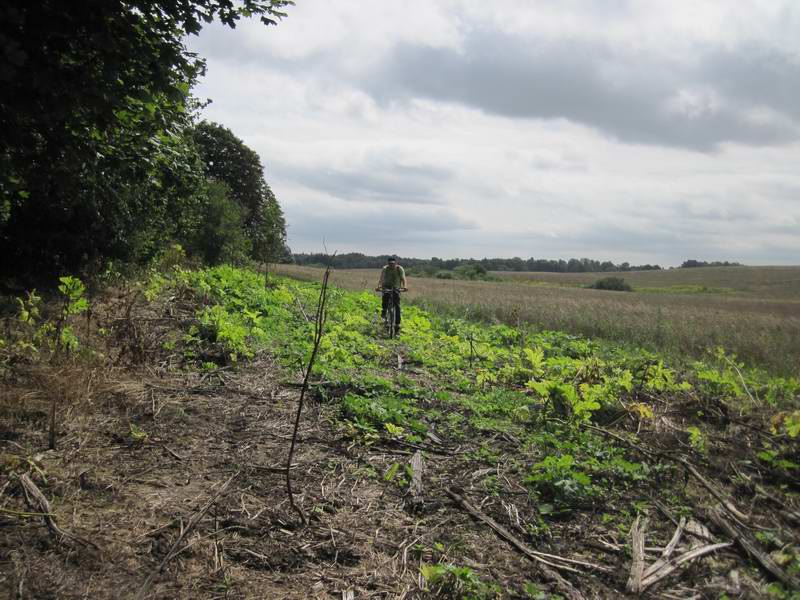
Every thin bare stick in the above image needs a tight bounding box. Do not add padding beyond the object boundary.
[286,265,332,525]
[446,488,588,600]
[640,542,731,590]
[709,505,800,589]
[136,471,239,600]
[722,355,759,406]
[18,474,97,549]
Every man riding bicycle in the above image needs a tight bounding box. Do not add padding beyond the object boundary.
[376,256,407,333]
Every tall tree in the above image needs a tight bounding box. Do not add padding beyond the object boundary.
[0,0,291,282]
[192,121,288,268]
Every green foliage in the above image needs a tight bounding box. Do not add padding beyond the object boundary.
[0,1,291,281]
[420,563,500,599]
[527,454,595,504]
[190,181,252,265]
[588,277,632,292]
[58,276,89,316]
[0,276,90,365]
[192,121,289,264]
[686,426,707,454]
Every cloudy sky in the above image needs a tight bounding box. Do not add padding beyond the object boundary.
[188,0,800,266]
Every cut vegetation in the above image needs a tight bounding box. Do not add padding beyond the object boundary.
[2,264,798,598]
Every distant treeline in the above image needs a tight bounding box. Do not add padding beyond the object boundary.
[680,260,742,268]
[293,253,663,273]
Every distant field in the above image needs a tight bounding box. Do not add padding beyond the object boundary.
[274,264,800,376]
[494,265,800,300]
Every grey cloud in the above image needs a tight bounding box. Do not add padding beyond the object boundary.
[190,15,800,151]
[361,31,800,150]
[271,160,451,205]
[701,45,800,121]
[285,203,478,250]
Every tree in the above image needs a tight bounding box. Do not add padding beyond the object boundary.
[191,181,251,265]
[0,0,292,282]
[191,121,288,270]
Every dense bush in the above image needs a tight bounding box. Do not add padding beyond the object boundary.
[588,277,632,292]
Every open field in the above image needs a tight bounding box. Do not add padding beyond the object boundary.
[494,265,800,300]
[274,264,800,376]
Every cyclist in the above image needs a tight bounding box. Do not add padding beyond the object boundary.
[376,256,407,333]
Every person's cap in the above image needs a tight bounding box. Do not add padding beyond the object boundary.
[388,256,397,262]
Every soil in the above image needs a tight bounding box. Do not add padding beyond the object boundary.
[0,288,797,599]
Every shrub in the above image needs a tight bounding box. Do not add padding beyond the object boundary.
[588,277,632,292]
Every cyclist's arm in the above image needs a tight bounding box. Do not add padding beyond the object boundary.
[378,267,385,288]
[400,269,407,289]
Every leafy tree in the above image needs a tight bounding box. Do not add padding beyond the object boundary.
[0,0,292,282]
[191,181,251,265]
[192,121,288,267]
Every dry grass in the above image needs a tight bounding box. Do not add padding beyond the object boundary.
[496,265,800,300]
[274,264,800,376]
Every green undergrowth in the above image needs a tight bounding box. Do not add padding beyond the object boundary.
[4,264,798,594]
[144,266,800,503]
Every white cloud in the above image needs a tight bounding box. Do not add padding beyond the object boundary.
[187,0,800,265]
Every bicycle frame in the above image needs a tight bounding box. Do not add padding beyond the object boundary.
[378,287,404,338]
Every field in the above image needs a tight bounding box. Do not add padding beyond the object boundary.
[494,266,800,300]
[274,264,800,377]
[1,265,799,598]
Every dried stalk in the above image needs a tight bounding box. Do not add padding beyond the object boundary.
[709,505,800,588]
[286,265,331,525]
[446,488,589,600]
[626,514,648,593]
[136,471,239,600]
[18,474,96,549]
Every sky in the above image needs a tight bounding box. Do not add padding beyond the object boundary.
[187,0,800,266]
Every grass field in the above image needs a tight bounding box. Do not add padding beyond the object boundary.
[495,265,800,300]
[274,264,800,376]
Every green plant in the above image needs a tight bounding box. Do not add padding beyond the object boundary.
[686,426,707,454]
[526,454,594,506]
[420,563,499,599]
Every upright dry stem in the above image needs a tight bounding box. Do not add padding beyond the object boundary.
[285,266,331,524]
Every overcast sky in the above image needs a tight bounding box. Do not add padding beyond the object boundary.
[187,0,800,266]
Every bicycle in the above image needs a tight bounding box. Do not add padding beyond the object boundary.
[376,286,406,339]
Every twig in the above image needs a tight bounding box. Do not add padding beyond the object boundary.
[286,265,332,525]
[709,505,800,588]
[293,293,311,324]
[18,474,97,549]
[136,471,239,600]
[679,460,748,522]
[446,488,589,600]
[585,423,749,522]
[641,542,731,590]
[162,445,184,461]
[722,355,759,406]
